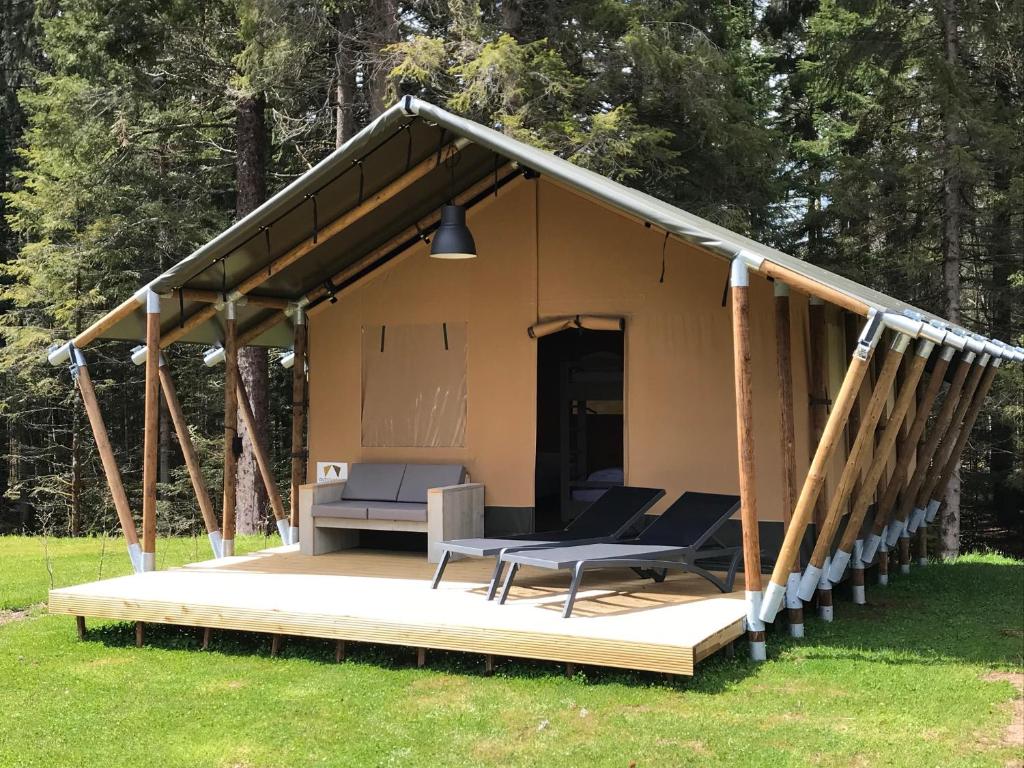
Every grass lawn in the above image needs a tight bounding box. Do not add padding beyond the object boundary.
[0,537,1021,767]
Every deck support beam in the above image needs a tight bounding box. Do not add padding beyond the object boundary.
[70,347,142,572]
[861,345,956,563]
[729,259,764,661]
[760,309,884,623]
[773,282,803,638]
[826,338,934,586]
[141,290,160,571]
[221,303,239,557]
[289,309,307,545]
[237,376,290,542]
[797,332,909,612]
[157,361,223,557]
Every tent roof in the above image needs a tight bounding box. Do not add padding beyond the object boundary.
[82,96,1014,354]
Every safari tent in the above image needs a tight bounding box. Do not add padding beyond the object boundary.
[45,97,1023,674]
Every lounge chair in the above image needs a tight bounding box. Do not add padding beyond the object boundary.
[497,491,742,617]
[430,485,665,598]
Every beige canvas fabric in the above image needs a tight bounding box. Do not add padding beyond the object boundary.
[308,177,838,520]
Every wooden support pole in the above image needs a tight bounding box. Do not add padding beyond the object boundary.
[416,647,427,668]
[141,291,160,571]
[844,313,871,505]
[75,616,86,640]
[334,640,346,663]
[729,260,765,661]
[289,309,307,544]
[773,283,804,638]
[238,313,293,348]
[201,627,212,650]
[220,167,518,348]
[891,352,987,546]
[898,535,911,574]
[170,288,290,309]
[72,293,143,350]
[135,621,145,647]
[221,304,239,557]
[158,361,222,558]
[756,261,872,316]
[760,310,885,624]
[924,358,1001,525]
[71,351,142,571]
[826,339,934,588]
[484,654,496,676]
[916,526,928,566]
[861,345,955,563]
[236,375,289,539]
[807,299,831,542]
[796,333,909,613]
[159,142,469,349]
[270,634,282,657]
[875,350,976,549]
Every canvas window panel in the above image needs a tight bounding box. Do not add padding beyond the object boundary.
[361,322,467,447]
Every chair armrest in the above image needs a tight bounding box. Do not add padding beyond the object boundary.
[426,483,485,562]
[307,480,346,505]
[298,481,346,555]
[429,482,484,495]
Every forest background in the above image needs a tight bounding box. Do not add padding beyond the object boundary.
[0,0,1020,556]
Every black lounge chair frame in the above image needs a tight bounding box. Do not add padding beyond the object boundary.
[496,492,742,617]
[429,486,665,598]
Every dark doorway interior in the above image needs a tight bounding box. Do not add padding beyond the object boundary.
[535,328,624,530]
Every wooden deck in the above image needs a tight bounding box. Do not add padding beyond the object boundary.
[48,546,748,675]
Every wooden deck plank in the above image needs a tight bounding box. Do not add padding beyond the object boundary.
[49,547,747,676]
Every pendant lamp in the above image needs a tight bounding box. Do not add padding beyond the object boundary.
[430,204,477,259]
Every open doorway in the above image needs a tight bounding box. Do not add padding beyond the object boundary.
[535,328,624,530]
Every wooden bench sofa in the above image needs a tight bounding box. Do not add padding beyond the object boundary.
[298,463,484,563]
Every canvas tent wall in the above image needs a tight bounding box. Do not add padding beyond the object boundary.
[307,175,846,528]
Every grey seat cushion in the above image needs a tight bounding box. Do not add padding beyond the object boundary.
[367,502,428,523]
[341,463,406,502]
[397,464,466,503]
[312,500,368,520]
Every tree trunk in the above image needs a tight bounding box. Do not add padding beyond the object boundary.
[70,409,81,536]
[234,94,270,535]
[334,6,358,146]
[501,0,523,38]
[988,168,1019,535]
[939,0,964,559]
[365,0,399,118]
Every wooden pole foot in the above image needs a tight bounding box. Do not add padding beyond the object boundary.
[483,654,495,676]
[565,662,577,677]
[416,647,426,668]
[898,536,911,574]
[201,627,212,650]
[75,616,86,640]
[270,634,282,657]
[134,622,144,648]
[334,640,346,663]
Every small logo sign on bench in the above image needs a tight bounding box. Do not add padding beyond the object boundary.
[316,461,348,483]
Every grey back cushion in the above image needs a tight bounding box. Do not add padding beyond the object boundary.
[341,463,406,501]
[397,464,466,503]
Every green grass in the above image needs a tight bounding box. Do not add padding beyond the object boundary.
[0,534,270,611]
[0,538,1021,767]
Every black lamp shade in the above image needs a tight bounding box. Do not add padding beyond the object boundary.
[430,205,477,259]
